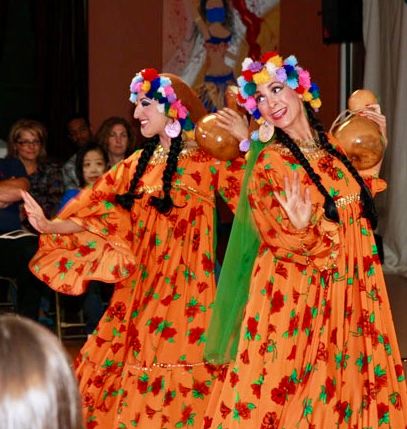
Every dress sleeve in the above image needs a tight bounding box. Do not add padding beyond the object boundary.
[247,151,341,271]
[212,155,246,213]
[30,155,139,295]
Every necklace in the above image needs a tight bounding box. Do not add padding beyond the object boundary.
[150,142,198,165]
[293,130,321,150]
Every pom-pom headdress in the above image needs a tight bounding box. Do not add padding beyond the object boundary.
[129,68,206,141]
[236,51,322,124]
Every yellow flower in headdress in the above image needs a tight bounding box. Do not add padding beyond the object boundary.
[268,54,283,68]
[167,106,178,118]
[184,129,195,141]
[141,81,151,92]
[310,98,322,110]
[303,91,313,102]
[253,68,272,85]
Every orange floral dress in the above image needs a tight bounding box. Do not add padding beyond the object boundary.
[30,145,245,429]
[205,140,407,428]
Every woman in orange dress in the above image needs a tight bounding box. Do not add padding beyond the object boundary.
[21,69,246,428]
[204,52,407,428]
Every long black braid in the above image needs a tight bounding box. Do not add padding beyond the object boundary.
[115,136,159,210]
[115,134,184,214]
[149,134,184,214]
[275,128,340,223]
[305,103,377,229]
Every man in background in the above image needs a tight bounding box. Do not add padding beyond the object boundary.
[62,114,93,189]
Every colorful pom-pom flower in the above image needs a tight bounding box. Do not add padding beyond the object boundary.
[237,50,322,124]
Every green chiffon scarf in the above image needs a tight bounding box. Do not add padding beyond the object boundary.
[205,139,268,364]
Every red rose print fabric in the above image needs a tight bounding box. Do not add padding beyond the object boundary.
[30,146,245,428]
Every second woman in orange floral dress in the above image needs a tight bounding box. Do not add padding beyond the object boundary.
[204,52,407,428]
[22,70,245,428]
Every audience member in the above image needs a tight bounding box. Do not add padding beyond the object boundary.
[7,119,64,220]
[95,116,136,167]
[0,314,83,429]
[0,157,46,320]
[62,115,93,190]
[59,142,109,209]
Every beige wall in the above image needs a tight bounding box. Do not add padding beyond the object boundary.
[88,0,163,131]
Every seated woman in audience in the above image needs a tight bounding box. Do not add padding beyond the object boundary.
[7,119,64,220]
[0,314,83,429]
[95,116,136,167]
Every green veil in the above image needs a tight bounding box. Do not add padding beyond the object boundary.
[205,139,268,364]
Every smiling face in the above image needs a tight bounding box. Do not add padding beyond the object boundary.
[255,79,307,136]
[82,149,107,185]
[133,92,168,139]
[107,124,129,158]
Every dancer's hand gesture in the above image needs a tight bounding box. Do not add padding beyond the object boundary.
[274,171,312,230]
[21,190,51,233]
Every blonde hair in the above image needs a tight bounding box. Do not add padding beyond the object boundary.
[0,315,83,429]
[7,119,48,161]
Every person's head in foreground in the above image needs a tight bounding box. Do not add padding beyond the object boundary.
[236,51,377,229]
[0,314,83,429]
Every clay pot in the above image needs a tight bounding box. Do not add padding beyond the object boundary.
[195,86,243,161]
[334,116,384,170]
[333,89,384,170]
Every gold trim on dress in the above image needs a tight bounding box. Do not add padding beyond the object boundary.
[139,182,215,205]
[334,193,360,208]
[271,144,327,161]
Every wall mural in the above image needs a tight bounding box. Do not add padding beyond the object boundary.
[163,0,280,111]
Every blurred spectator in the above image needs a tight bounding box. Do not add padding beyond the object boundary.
[62,115,93,189]
[0,158,46,320]
[7,119,64,219]
[95,116,136,167]
[0,314,83,429]
[0,138,6,158]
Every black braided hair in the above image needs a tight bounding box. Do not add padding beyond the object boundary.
[304,103,377,229]
[149,134,184,214]
[115,136,159,210]
[275,128,340,223]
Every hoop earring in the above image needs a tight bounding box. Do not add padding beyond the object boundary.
[258,121,274,143]
[164,120,181,138]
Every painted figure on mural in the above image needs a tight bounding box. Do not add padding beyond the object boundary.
[189,0,236,111]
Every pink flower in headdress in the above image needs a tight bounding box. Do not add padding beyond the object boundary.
[164,85,175,97]
[178,105,188,120]
[171,100,188,119]
[244,97,257,111]
[298,69,311,90]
